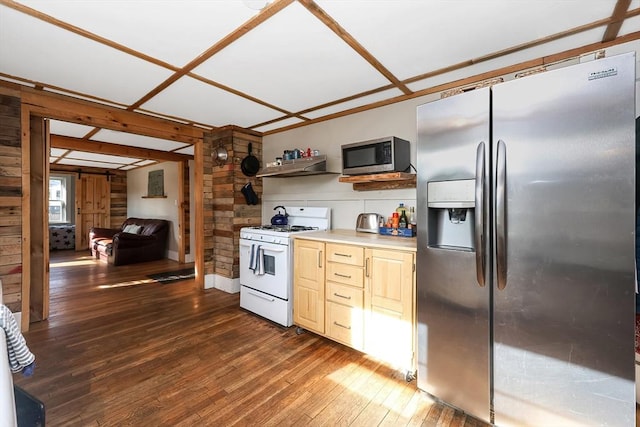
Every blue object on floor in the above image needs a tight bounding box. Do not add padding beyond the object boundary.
[22,362,35,377]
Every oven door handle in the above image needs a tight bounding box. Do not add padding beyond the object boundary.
[239,242,287,253]
[261,247,286,254]
[247,290,275,302]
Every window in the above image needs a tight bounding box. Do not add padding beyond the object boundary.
[49,175,72,223]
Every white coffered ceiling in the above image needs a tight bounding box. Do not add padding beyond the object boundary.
[1,0,639,170]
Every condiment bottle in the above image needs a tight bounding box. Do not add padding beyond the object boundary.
[409,206,416,231]
[399,209,408,228]
[391,212,399,229]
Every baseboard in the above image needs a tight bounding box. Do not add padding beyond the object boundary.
[167,251,194,263]
[204,274,240,294]
[204,274,215,289]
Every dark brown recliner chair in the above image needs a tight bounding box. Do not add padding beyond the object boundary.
[89,218,169,266]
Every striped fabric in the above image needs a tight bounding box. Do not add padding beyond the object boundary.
[1,304,35,374]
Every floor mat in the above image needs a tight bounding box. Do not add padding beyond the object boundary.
[147,268,195,284]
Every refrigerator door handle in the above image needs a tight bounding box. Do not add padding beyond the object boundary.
[474,141,486,287]
[496,139,507,290]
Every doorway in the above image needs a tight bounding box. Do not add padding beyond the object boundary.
[26,115,198,329]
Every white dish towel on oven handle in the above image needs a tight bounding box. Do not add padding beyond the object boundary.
[249,244,265,275]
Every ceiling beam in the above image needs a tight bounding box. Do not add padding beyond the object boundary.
[128,0,296,111]
[298,0,412,96]
[404,9,637,86]
[16,85,203,144]
[602,0,632,42]
[261,7,640,132]
[0,0,179,73]
[266,30,640,135]
[51,134,193,163]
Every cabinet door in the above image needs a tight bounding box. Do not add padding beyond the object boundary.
[293,239,325,333]
[364,248,415,370]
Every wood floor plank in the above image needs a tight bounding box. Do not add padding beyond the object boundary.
[348,367,398,426]
[12,250,490,427]
[238,341,339,425]
[306,358,384,426]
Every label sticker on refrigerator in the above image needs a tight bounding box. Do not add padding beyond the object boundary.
[588,67,617,80]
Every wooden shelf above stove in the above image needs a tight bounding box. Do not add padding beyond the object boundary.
[338,172,416,191]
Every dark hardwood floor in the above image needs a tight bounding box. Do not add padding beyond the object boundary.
[14,250,485,426]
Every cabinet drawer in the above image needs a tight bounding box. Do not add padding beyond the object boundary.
[327,282,363,308]
[326,262,363,287]
[326,243,364,266]
[326,301,363,350]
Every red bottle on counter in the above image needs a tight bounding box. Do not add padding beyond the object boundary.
[391,212,399,229]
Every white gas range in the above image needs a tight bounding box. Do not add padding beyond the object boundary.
[239,207,331,327]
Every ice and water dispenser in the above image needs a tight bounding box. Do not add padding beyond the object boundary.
[427,179,476,251]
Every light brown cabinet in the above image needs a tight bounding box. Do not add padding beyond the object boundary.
[293,239,325,334]
[364,248,415,373]
[293,237,416,378]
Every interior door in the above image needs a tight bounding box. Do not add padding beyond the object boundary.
[75,174,110,251]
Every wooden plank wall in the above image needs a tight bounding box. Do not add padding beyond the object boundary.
[0,89,23,312]
[231,129,263,278]
[29,116,47,322]
[204,127,262,280]
[109,172,127,228]
[183,162,190,255]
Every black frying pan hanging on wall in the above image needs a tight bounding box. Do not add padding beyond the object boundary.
[241,142,260,177]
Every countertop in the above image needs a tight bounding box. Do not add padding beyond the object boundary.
[293,229,417,252]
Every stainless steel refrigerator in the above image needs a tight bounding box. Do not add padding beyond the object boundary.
[416,52,636,426]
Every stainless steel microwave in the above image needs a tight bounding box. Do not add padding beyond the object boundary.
[341,136,410,175]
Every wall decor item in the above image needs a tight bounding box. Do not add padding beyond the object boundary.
[213,143,228,166]
[147,169,164,197]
